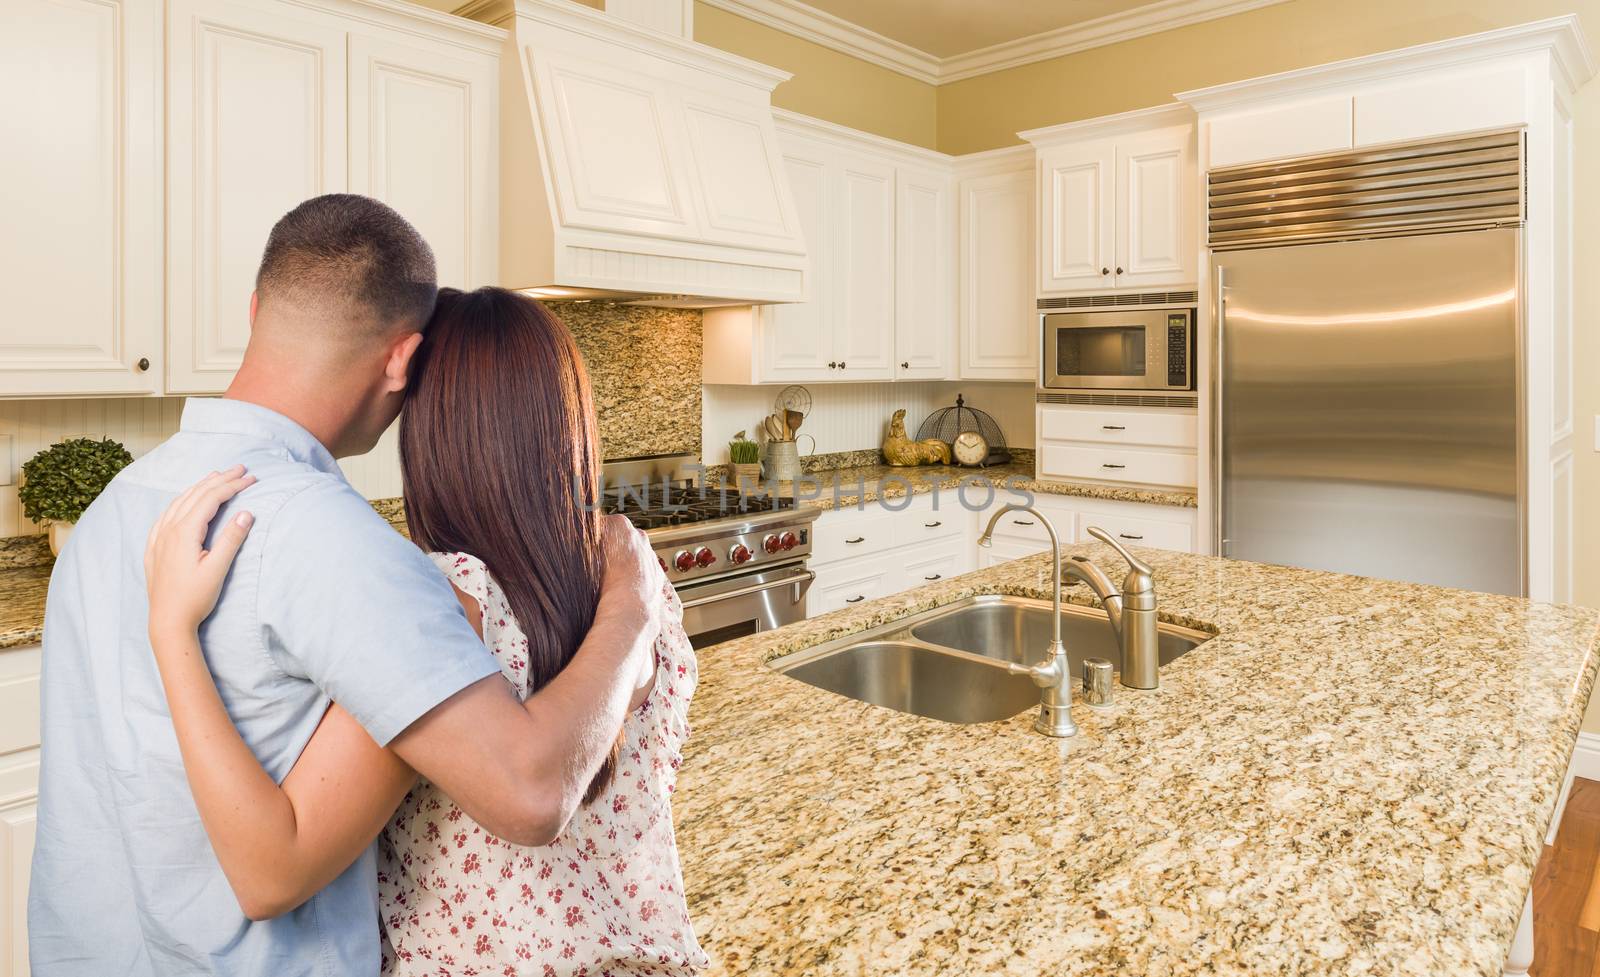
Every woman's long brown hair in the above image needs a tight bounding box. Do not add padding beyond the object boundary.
[399,286,617,801]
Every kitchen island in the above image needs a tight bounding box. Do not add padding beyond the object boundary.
[674,545,1600,976]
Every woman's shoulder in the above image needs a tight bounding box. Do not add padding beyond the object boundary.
[427,550,495,607]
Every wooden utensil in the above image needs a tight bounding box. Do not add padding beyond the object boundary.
[785,409,803,438]
[764,414,786,441]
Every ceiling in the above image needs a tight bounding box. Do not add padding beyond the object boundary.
[798,0,1163,58]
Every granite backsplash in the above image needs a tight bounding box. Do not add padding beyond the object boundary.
[553,302,702,460]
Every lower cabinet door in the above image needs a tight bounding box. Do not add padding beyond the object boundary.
[899,543,969,589]
[810,557,897,615]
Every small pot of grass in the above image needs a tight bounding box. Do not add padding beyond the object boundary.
[728,431,762,488]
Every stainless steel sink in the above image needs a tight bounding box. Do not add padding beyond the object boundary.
[772,595,1212,724]
[778,640,1041,724]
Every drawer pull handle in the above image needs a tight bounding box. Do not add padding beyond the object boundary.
[845,595,865,603]
[1119,533,1143,541]
[1101,463,1126,470]
[845,536,866,544]
[923,573,942,581]
[1013,519,1035,526]
[1102,425,1126,430]
[924,521,942,528]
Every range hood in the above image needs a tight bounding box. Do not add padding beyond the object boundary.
[473,0,809,307]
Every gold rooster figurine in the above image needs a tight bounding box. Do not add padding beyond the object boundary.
[882,409,952,466]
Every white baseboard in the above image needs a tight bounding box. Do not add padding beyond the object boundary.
[1547,731,1600,845]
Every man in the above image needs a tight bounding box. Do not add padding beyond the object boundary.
[28,195,659,975]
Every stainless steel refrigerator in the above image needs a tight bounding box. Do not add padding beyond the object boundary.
[1213,226,1522,595]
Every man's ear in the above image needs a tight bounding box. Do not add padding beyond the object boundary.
[382,331,425,394]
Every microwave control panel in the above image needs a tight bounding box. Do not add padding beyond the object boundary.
[1167,314,1191,388]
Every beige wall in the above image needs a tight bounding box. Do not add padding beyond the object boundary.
[693,2,938,149]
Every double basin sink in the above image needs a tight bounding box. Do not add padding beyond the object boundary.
[771,595,1211,724]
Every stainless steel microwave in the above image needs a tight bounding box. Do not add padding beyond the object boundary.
[1041,308,1195,393]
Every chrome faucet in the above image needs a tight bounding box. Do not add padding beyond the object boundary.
[1071,527,1161,690]
[977,504,1076,737]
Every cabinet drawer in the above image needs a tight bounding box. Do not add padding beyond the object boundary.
[986,506,1071,545]
[1038,405,1196,448]
[899,542,970,589]
[1074,509,1194,553]
[889,503,966,548]
[812,507,898,564]
[0,645,42,757]
[1040,444,1196,488]
[810,558,898,615]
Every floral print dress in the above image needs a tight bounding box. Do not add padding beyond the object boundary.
[378,552,707,977]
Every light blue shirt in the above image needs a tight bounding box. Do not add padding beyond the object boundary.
[28,398,501,977]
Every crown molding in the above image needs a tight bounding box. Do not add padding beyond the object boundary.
[1177,14,1596,112]
[700,0,1295,86]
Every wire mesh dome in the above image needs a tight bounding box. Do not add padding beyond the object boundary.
[915,394,1011,467]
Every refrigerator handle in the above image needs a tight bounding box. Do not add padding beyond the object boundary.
[1213,263,1227,558]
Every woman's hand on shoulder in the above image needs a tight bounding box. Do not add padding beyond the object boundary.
[144,465,257,641]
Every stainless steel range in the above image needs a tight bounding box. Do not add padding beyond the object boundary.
[601,454,818,648]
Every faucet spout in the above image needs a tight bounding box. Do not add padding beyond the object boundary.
[978,504,1077,738]
[1062,556,1124,639]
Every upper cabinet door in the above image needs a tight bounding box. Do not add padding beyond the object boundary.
[1115,127,1195,289]
[959,167,1034,380]
[894,166,954,379]
[679,88,802,253]
[831,153,895,380]
[348,33,498,290]
[530,52,699,241]
[0,0,162,397]
[167,0,347,394]
[760,151,833,381]
[1039,142,1113,293]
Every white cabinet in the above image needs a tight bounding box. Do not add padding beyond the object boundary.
[707,114,957,384]
[1037,404,1198,490]
[810,556,898,615]
[753,133,895,382]
[894,165,956,379]
[0,0,164,397]
[1027,106,1196,296]
[1204,95,1352,169]
[164,0,499,395]
[166,0,349,395]
[1037,143,1112,292]
[348,33,499,290]
[957,149,1035,381]
[0,643,41,977]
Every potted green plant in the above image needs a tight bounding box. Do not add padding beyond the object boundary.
[728,431,762,487]
[20,437,133,555]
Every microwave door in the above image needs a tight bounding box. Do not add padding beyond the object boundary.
[1048,316,1149,390]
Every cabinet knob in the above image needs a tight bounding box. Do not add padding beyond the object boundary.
[828,361,838,369]
[901,361,909,369]
[1116,266,1124,275]
[838,361,846,369]
[136,357,150,372]
[1101,267,1110,276]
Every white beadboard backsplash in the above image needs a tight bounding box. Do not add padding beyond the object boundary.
[701,381,1036,464]
[0,398,404,538]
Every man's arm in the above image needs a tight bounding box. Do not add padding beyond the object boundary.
[388,517,658,846]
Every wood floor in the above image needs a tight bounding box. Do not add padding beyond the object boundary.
[1535,778,1600,976]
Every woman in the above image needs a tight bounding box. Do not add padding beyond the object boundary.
[142,287,708,975]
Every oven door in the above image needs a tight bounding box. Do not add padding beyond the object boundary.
[1042,310,1191,391]
[676,563,814,650]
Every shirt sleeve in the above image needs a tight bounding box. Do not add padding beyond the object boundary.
[256,480,502,747]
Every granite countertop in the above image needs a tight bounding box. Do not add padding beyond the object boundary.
[778,460,1198,510]
[675,544,1600,976]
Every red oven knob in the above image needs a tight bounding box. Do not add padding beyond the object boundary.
[779,531,798,551]
[762,533,782,554]
[728,543,753,565]
[694,546,716,568]
[673,550,696,573]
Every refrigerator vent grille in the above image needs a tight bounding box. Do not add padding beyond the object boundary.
[1037,291,1198,310]
[1037,392,1199,408]
[1207,130,1524,250]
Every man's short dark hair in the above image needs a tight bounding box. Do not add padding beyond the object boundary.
[255,194,438,337]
